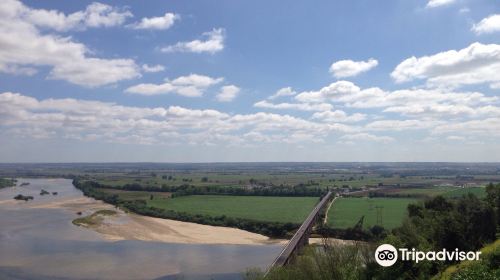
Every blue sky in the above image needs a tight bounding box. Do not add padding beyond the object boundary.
[0,0,500,162]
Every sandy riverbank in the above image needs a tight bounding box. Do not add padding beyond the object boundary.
[30,197,286,245]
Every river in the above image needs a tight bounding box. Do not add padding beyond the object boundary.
[0,178,282,280]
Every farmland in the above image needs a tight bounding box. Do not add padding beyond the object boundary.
[4,162,499,237]
[442,187,487,198]
[327,197,417,229]
[90,173,473,190]
[147,195,318,223]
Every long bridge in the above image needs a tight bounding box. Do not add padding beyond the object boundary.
[266,191,334,273]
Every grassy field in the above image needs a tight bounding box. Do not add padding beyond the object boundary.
[393,186,456,196]
[442,187,487,198]
[327,197,416,230]
[365,186,487,199]
[147,195,318,223]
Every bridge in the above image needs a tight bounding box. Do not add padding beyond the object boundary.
[266,191,334,274]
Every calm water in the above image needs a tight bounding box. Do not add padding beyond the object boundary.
[0,178,282,280]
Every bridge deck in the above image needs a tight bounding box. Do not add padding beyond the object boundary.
[267,191,333,269]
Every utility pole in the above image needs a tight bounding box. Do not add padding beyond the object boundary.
[375,206,384,226]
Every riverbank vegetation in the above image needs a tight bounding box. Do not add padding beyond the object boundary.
[73,179,308,237]
[0,177,16,189]
[13,194,34,201]
[72,209,117,227]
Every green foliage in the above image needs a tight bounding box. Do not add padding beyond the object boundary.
[367,192,498,279]
[0,178,16,189]
[485,183,500,227]
[437,239,500,280]
[245,241,372,280]
[85,179,326,197]
[443,187,487,199]
[72,209,117,227]
[13,194,34,201]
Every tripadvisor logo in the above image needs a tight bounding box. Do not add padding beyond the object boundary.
[374,244,481,267]
[375,244,398,267]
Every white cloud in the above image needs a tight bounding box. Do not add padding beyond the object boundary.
[216,85,240,102]
[365,119,442,131]
[426,0,456,8]
[129,12,179,30]
[329,58,378,78]
[142,64,165,73]
[293,80,498,120]
[0,64,38,76]
[160,28,225,54]
[254,100,333,111]
[295,81,361,103]
[472,14,500,35]
[391,42,500,89]
[125,74,223,97]
[2,89,499,147]
[447,135,465,141]
[268,87,296,100]
[20,1,132,32]
[0,92,354,146]
[0,0,140,87]
[311,110,366,123]
[340,133,394,143]
[432,118,500,137]
[171,74,224,88]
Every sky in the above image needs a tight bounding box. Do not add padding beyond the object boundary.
[0,0,500,162]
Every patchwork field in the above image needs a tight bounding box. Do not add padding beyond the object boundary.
[93,172,457,190]
[327,197,416,229]
[147,195,318,223]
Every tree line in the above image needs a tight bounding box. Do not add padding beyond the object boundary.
[366,182,500,279]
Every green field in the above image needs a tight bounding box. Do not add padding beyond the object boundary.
[327,197,416,229]
[442,187,487,198]
[147,195,318,223]
[393,186,456,196]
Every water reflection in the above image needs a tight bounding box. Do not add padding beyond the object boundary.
[0,178,281,279]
